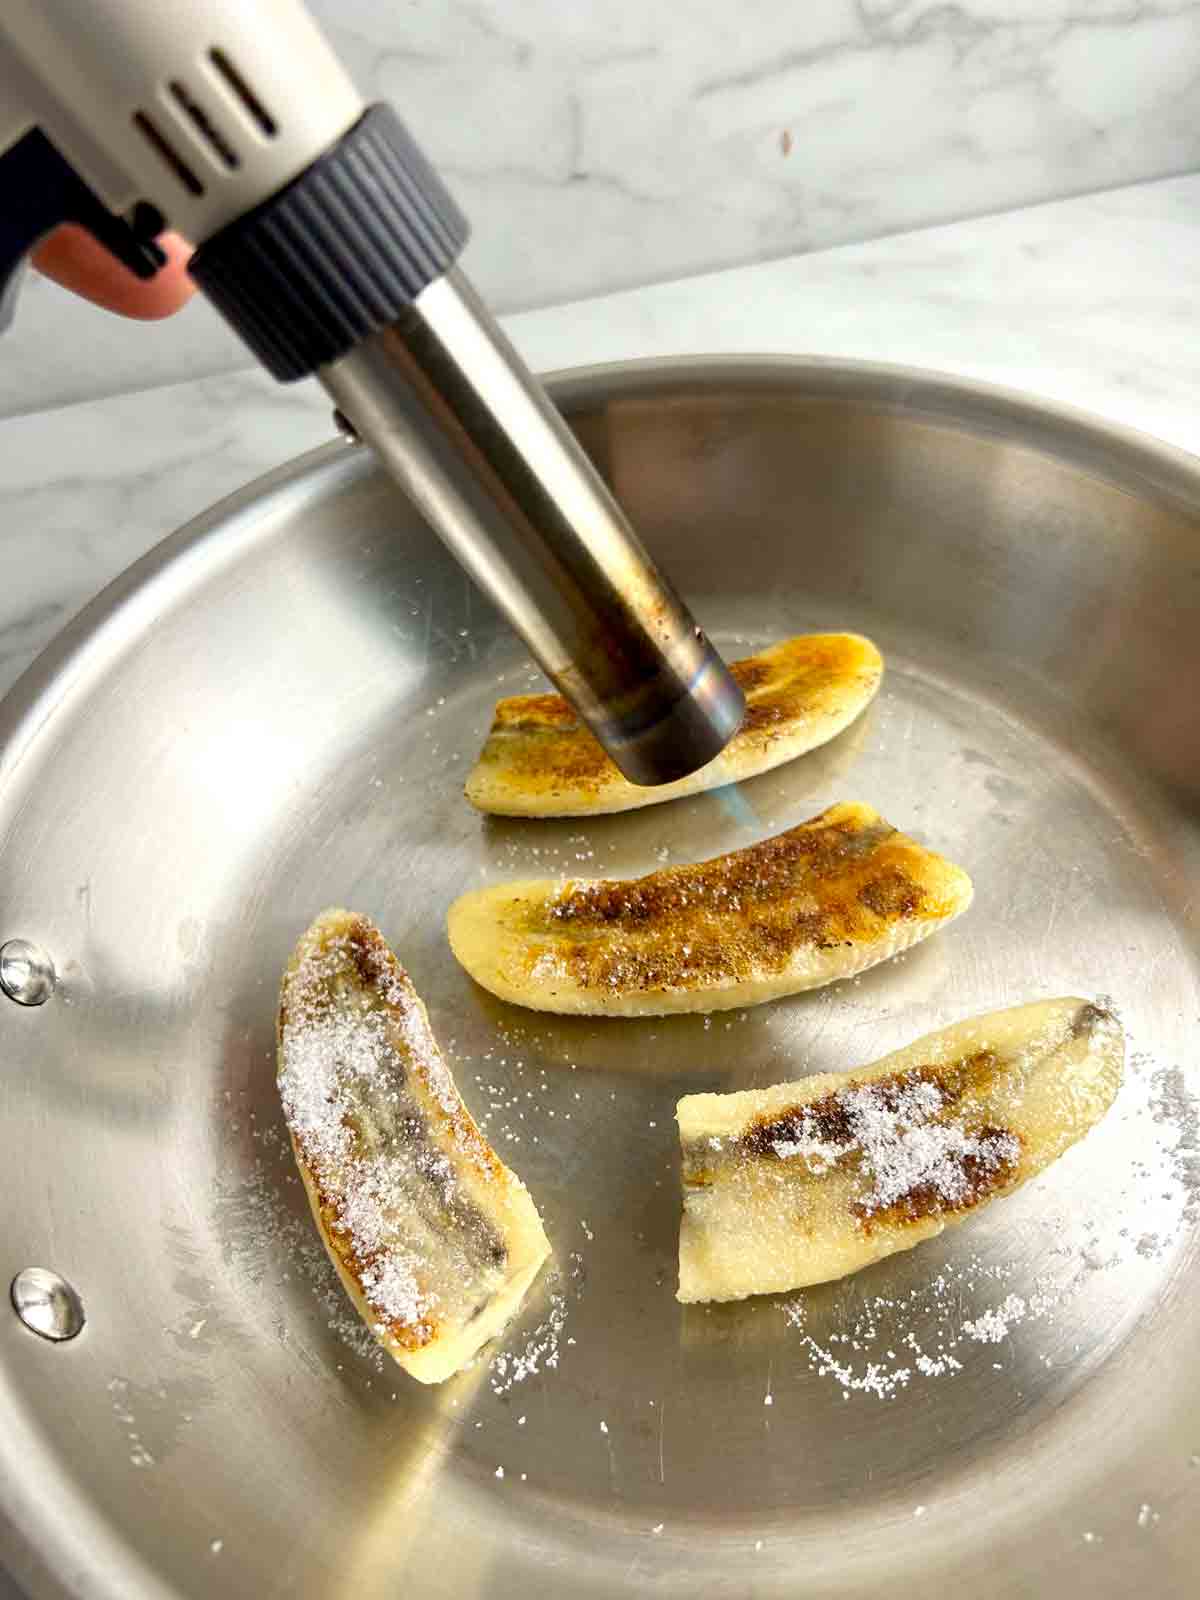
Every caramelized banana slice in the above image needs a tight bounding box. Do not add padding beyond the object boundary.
[465,633,883,816]
[676,999,1123,1303]
[277,909,550,1383]
[447,802,971,1017]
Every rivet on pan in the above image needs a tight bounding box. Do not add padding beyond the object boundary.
[0,939,56,1006]
[11,1268,86,1342]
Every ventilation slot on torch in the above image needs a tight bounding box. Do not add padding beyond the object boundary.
[208,49,278,137]
[132,110,204,196]
[168,80,239,169]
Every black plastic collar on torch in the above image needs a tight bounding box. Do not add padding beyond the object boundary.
[189,104,469,381]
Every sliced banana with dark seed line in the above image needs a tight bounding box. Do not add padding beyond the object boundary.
[277,908,550,1384]
[448,802,972,1017]
[464,632,883,817]
[676,998,1124,1303]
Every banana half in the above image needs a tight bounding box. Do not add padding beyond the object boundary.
[464,633,883,817]
[277,909,551,1383]
[676,998,1124,1303]
[447,802,972,1017]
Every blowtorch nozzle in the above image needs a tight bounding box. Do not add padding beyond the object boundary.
[318,268,746,785]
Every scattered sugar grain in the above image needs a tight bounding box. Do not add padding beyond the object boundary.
[781,1257,1062,1400]
[489,1289,569,1395]
[961,1296,1026,1344]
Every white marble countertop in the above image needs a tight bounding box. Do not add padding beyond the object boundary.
[4,170,1200,707]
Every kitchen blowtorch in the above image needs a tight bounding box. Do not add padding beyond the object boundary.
[0,0,743,784]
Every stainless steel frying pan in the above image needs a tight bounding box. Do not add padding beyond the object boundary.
[2,358,1198,1599]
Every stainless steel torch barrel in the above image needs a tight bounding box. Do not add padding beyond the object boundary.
[319,266,744,786]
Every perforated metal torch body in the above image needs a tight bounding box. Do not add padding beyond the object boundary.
[0,0,743,784]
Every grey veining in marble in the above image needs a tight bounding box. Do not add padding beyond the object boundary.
[3,0,1200,415]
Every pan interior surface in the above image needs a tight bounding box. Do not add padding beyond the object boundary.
[1,362,1198,1599]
